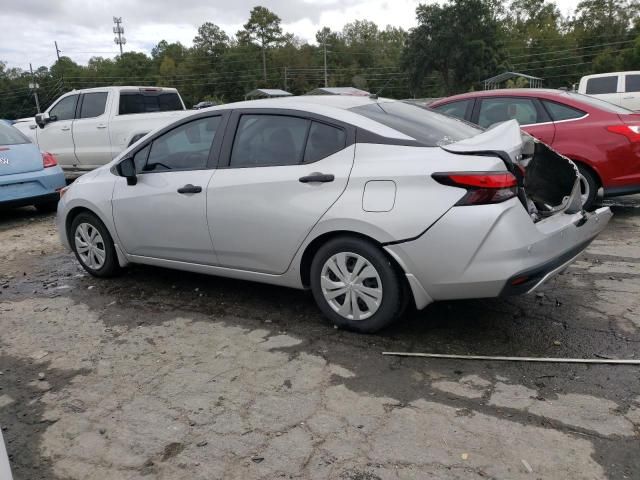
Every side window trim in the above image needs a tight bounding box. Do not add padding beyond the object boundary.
[116,111,230,174]
[218,108,356,169]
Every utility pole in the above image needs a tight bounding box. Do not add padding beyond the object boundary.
[54,41,61,61]
[284,66,288,90]
[322,35,328,88]
[113,17,126,56]
[29,63,41,113]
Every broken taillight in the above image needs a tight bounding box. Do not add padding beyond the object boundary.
[432,172,518,206]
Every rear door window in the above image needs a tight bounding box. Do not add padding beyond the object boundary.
[119,92,183,114]
[230,115,310,167]
[432,100,471,120]
[477,97,541,128]
[625,74,640,93]
[542,101,586,121]
[49,95,79,121]
[79,92,108,119]
[585,76,618,94]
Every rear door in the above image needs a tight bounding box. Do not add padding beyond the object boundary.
[38,94,79,168]
[622,73,640,111]
[207,109,355,274]
[72,91,112,168]
[584,75,622,106]
[473,96,556,144]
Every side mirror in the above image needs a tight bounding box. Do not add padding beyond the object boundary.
[117,157,137,186]
[35,112,51,129]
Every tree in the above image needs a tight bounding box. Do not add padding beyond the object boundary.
[402,0,506,95]
[238,6,285,81]
[193,22,229,58]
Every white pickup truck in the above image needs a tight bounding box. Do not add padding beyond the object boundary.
[14,86,188,175]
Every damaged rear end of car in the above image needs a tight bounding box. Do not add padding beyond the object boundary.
[384,120,612,305]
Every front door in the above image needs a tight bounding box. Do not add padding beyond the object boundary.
[112,115,224,264]
[73,91,113,168]
[207,111,355,274]
[38,94,79,168]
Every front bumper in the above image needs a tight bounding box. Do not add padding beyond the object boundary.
[385,198,612,309]
[0,166,66,207]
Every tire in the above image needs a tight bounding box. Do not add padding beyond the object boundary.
[70,212,121,277]
[576,164,598,211]
[310,236,405,333]
[35,200,58,214]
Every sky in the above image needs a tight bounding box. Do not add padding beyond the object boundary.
[1,0,582,71]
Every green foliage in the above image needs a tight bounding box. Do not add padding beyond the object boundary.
[0,1,639,119]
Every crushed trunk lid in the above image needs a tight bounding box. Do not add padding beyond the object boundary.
[442,120,582,220]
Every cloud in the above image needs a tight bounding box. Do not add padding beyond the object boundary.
[1,0,581,71]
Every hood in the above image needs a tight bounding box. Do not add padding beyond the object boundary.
[442,120,583,219]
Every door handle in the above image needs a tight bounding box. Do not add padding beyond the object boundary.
[299,173,335,183]
[61,126,71,131]
[97,124,107,129]
[623,96,635,99]
[177,184,202,194]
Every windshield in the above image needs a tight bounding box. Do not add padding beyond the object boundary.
[349,101,482,146]
[565,92,633,114]
[0,122,30,146]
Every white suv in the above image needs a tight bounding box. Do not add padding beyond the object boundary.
[578,71,640,111]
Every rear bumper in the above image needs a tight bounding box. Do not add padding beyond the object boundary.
[385,198,612,308]
[0,166,66,207]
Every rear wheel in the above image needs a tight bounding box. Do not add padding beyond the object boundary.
[577,164,598,211]
[70,212,121,277]
[310,236,405,333]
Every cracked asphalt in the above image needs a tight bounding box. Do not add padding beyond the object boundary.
[0,196,639,480]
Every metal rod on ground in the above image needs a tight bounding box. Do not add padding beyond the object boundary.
[382,352,640,365]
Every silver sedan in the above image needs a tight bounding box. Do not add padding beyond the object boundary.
[57,96,611,332]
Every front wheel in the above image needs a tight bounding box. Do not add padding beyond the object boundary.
[70,212,121,277]
[310,236,405,333]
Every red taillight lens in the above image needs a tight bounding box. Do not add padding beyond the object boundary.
[432,172,518,206]
[42,152,57,168]
[606,125,640,142]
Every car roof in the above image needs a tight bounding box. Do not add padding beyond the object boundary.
[432,89,569,104]
[187,96,416,140]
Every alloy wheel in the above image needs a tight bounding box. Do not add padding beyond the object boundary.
[74,222,106,270]
[320,252,383,321]
[579,173,590,206]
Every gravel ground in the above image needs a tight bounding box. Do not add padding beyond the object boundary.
[0,197,639,480]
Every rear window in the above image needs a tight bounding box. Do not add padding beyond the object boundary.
[0,122,30,145]
[119,92,183,115]
[564,92,632,114]
[585,76,618,95]
[350,101,482,146]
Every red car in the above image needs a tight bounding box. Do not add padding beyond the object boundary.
[430,89,640,208]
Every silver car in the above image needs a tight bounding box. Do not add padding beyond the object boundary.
[57,96,611,332]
